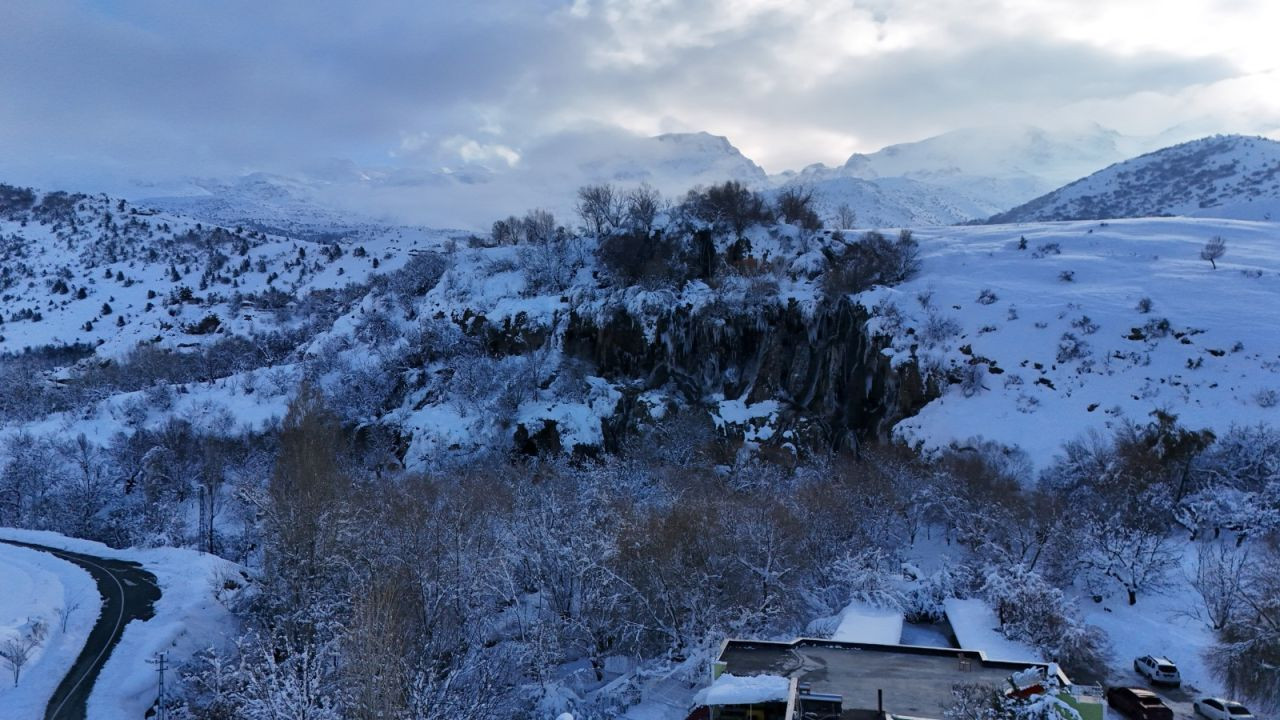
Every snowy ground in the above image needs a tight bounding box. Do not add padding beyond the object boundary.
[0,528,246,720]
[943,598,1042,663]
[830,600,904,644]
[860,217,1280,469]
[0,541,101,718]
[1079,540,1223,694]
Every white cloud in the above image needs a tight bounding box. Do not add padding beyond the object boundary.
[0,0,1275,192]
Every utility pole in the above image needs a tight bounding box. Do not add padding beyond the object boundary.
[147,651,168,720]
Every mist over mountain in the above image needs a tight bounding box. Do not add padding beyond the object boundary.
[132,123,1190,232]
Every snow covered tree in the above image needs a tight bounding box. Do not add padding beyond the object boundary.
[519,225,582,294]
[1190,542,1252,631]
[1209,544,1280,713]
[944,681,1063,720]
[980,564,1108,672]
[234,633,344,720]
[1079,516,1175,605]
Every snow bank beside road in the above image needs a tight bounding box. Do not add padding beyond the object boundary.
[0,528,246,720]
[0,541,101,718]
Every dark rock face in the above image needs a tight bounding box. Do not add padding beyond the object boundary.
[562,298,935,454]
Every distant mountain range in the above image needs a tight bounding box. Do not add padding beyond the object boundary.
[134,130,772,232]
[986,135,1280,223]
[128,125,1275,231]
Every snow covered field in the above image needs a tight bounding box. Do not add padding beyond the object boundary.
[0,541,100,718]
[861,217,1280,468]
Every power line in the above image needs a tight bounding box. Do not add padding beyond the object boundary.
[146,651,168,720]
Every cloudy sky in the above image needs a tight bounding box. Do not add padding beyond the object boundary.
[2,0,1278,192]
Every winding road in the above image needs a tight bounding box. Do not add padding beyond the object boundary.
[0,539,161,720]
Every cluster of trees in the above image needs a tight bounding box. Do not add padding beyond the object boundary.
[5,346,1277,715]
[0,420,271,556]
[483,181,917,297]
[169,394,957,718]
[172,392,1280,716]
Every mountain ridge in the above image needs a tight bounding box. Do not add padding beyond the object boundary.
[986,134,1280,223]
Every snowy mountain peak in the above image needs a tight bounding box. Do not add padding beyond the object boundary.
[987,134,1280,223]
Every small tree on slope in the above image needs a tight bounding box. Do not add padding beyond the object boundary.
[0,620,47,687]
[1201,235,1226,269]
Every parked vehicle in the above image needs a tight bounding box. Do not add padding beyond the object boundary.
[1195,698,1255,720]
[1134,655,1182,686]
[1106,687,1175,720]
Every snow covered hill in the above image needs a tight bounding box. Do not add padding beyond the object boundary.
[8,175,1280,473]
[857,217,1280,465]
[988,135,1280,223]
[0,184,456,359]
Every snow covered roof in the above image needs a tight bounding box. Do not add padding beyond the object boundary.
[694,673,792,706]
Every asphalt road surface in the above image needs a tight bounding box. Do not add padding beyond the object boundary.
[0,539,161,720]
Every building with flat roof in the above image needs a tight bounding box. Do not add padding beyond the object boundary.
[699,638,1094,720]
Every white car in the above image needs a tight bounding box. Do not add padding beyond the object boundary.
[1194,698,1255,720]
[1134,655,1181,687]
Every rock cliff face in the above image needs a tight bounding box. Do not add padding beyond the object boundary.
[557,298,936,454]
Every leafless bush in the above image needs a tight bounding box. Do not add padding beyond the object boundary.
[775,186,822,231]
[681,181,773,234]
[920,313,962,347]
[822,229,921,299]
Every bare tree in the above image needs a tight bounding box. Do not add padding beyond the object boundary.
[57,592,83,633]
[490,215,521,246]
[1,620,47,687]
[1201,235,1226,269]
[832,203,858,230]
[1208,544,1280,711]
[575,184,623,237]
[624,183,662,234]
[1189,542,1252,631]
[520,209,557,246]
[776,186,822,231]
[1081,518,1176,605]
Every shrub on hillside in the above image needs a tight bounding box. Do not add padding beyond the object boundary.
[822,229,921,299]
[681,181,773,235]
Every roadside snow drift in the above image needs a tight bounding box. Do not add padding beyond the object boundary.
[0,529,246,720]
[0,541,100,718]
